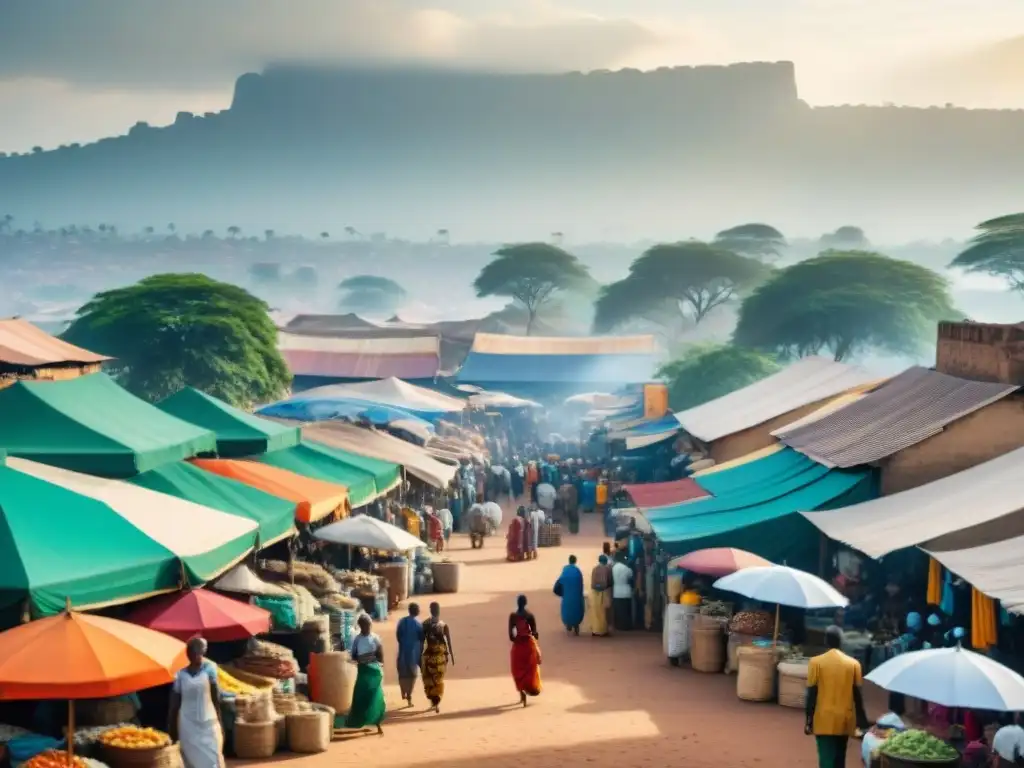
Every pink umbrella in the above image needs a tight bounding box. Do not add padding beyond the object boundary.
[669,548,771,578]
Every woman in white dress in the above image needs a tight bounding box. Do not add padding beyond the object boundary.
[168,637,224,768]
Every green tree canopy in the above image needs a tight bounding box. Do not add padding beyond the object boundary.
[659,343,781,412]
[473,243,590,334]
[733,250,955,361]
[819,225,869,250]
[62,273,290,407]
[713,223,786,261]
[593,241,770,333]
[950,213,1024,291]
[337,275,406,315]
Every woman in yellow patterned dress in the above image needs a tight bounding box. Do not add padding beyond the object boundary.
[421,602,455,713]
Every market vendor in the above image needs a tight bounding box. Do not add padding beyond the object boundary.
[169,637,224,768]
[860,697,906,768]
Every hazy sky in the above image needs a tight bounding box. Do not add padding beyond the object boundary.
[1,0,1022,152]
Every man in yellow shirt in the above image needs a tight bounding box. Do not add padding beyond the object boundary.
[806,625,869,768]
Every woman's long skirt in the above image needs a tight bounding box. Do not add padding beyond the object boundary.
[178,715,224,768]
[613,597,633,631]
[345,663,386,728]
[589,589,610,636]
[421,641,448,706]
[510,637,542,697]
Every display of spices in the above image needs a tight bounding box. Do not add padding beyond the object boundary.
[729,610,774,637]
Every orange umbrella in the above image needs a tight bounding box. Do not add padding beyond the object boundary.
[0,608,187,700]
[191,458,348,523]
[0,604,187,763]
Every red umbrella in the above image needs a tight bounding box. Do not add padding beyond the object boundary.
[127,588,272,642]
[669,548,771,578]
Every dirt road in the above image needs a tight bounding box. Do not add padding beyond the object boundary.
[268,510,867,768]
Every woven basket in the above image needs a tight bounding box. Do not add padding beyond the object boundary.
[690,626,725,673]
[431,562,461,593]
[736,647,775,702]
[880,755,960,768]
[286,711,331,753]
[272,692,299,716]
[777,660,809,709]
[233,720,277,759]
[274,714,286,748]
[309,651,356,716]
[100,743,179,768]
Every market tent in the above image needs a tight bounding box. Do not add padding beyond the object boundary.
[467,390,542,410]
[0,318,110,367]
[314,515,425,551]
[457,333,658,397]
[9,457,258,581]
[691,444,783,477]
[257,397,435,441]
[648,448,874,566]
[191,458,348,523]
[275,376,464,417]
[608,414,681,450]
[212,564,288,596]
[0,463,192,617]
[673,357,880,444]
[926,536,1024,615]
[130,461,296,548]
[0,373,216,477]
[255,442,399,508]
[776,367,1017,468]
[691,446,827,497]
[157,387,300,458]
[277,330,442,380]
[289,420,458,488]
[801,445,1024,559]
[621,479,707,509]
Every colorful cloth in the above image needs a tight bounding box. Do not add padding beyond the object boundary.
[396,615,423,698]
[346,662,386,728]
[555,564,585,630]
[589,589,610,636]
[421,618,448,706]
[510,615,542,696]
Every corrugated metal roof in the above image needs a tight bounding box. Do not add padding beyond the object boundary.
[469,333,656,356]
[278,332,439,355]
[0,318,110,366]
[776,366,1018,468]
[673,357,878,444]
[280,350,440,379]
[622,479,708,509]
[802,444,1024,559]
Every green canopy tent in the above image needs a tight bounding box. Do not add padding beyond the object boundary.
[0,461,258,618]
[0,374,216,477]
[256,442,400,508]
[157,387,300,458]
[131,461,296,548]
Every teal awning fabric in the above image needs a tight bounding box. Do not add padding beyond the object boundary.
[650,448,877,567]
[256,442,399,508]
[157,387,300,458]
[130,462,296,548]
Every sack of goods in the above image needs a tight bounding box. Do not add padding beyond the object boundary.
[729,610,774,637]
[663,603,689,658]
[538,523,562,547]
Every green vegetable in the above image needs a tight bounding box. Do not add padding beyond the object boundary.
[881,729,958,761]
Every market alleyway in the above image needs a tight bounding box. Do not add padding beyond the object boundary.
[255,511,868,768]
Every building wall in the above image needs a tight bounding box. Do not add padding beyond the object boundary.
[880,397,1024,495]
[935,321,1024,384]
[708,396,839,464]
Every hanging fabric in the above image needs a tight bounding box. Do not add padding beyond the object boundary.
[927,559,941,605]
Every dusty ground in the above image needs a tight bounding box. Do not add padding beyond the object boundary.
[250,509,873,768]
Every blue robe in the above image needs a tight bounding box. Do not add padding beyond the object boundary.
[396,615,423,680]
[556,564,586,628]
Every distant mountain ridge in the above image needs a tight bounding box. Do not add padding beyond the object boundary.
[0,62,1020,240]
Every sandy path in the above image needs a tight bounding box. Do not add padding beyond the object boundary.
[248,508,868,768]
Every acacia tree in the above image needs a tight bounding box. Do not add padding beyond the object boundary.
[713,223,786,261]
[733,250,955,361]
[659,343,781,411]
[338,275,406,316]
[62,274,291,406]
[819,225,869,250]
[473,243,590,335]
[950,213,1024,292]
[593,242,770,333]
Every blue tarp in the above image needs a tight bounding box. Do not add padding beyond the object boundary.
[456,352,658,387]
[618,414,681,437]
[257,397,435,432]
[648,448,877,567]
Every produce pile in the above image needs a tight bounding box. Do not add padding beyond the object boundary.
[24,750,88,768]
[700,600,732,618]
[258,560,339,596]
[70,725,132,750]
[332,569,383,595]
[99,727,170,749]
[235,639,299,679]
[217,667,261,696]
[880,730,959,762]
[729,610,774,636]
[319,593,359,612]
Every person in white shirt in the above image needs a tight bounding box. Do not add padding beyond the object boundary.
[992,713,1024,766]
[346,615,386,734]
[611,551,634,631]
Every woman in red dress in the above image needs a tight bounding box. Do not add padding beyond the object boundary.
[509,595,542,706]
[506,517,525,561]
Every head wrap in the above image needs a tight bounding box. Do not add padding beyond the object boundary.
[906,612,922,631]
[927,613,941,627]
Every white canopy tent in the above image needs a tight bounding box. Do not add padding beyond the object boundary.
[314,515,425,551]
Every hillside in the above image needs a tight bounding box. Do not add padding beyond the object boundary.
[0,62,1021,240]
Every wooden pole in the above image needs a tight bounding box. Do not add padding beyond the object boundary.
[772,603,781,651]
[67,700,76,763]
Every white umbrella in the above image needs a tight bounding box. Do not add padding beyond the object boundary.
[212,564,289,597]
[314,515,425,552]
[866,645,1024,711]
[713,565,848,647]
